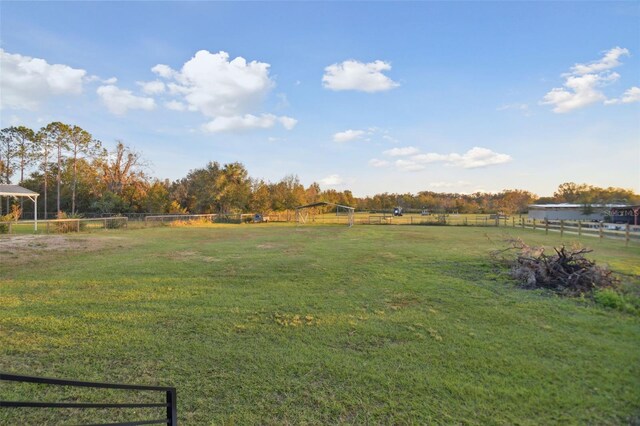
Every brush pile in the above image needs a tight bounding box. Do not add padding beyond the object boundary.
[493,239,618,296]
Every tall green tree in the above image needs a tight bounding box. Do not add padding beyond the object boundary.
[35,124,61,219]
[37,122,71,214]
[0,128,18,213]
[96,141,148,212]
[3,127,37,211]
[217,162,251,213]
[68,125,101,213]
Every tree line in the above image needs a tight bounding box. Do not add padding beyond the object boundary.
[1,122,638,219]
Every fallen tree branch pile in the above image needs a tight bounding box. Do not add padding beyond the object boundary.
[492,239,618,296]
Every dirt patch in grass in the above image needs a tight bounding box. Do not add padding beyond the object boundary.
[164,250,222,263]
[0,234,127,266]
[256,243,279,249]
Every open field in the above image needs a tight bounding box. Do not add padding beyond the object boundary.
[1,224,639,424]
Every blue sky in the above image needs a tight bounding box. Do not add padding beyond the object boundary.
[1,1,639,197]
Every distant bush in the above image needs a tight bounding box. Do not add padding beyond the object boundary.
[105,216,127,229]
[54,212,86,233]
[168,217,211,227]
[594,289,639,315]
[1,206,22,234]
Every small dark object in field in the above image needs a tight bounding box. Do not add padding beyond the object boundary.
[492,238,618,296]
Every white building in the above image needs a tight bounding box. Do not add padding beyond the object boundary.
[527,204,626,221]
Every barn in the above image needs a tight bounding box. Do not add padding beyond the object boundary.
[527,203,628,222]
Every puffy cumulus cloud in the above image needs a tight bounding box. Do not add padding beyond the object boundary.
[322,60,399,92]
[368,158,390,168]
[150,50,297,133]
[151,64,176,79]
[0,49,86,110]
[383,146,419,156]
[202,113,297,133]
[333,129,365,142]
[153,50,274,117]
[605,86,640,105]
[319,174,344,187]
[434,147,512,169]
[541,47,635,113]
[138,80,166,95]
[387,147,512,171]
[96,85,156,115]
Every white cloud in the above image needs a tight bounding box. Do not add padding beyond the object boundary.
[541,73,617,113]
[202,113,297,133]
[333,129,365,142]
[383,146,419,156]
[620,86,640,103]
[138,80,166,95]
[440,147,512,169]
[570,47,629,75]
[165,100,186,111]
[389,147,512,171]
[150,50,296,132]
[322,59,399,92]
[153,50,274,117]
[96,85,156,115]
[369,158,390,168]
[395,159,425,172]
[279,116,298,130]
[319,174,344,186]
[382,134,399,144]
[497,103,530,116]
[151,64,176,79]
[0,49,86,110]
[541,47,634,113]
[605,86,640,105]
[428,181,471,188]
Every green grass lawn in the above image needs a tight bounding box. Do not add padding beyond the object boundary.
[1,224,639,425]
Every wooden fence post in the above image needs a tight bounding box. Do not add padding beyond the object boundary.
[533,219,536,231]
[599,222,603,239]
[76,220,80,233]
[560,220,564,238]
[545,220,548,235]
[625,223,630,247]
[578,221,582,237]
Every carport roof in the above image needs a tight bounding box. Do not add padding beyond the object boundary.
[0,184,39,197]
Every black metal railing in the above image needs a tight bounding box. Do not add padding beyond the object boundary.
[0,373,177,425]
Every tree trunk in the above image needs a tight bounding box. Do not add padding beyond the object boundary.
[57,143,62,214]
[72,147,78,214]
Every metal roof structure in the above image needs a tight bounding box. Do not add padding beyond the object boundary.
[0,184,39,197]
[528,203,628,209]
[295,201,355,211]
[0,184,40,231]
[295,201,355,227]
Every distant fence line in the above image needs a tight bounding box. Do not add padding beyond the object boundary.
[3,212,638,244]
[2,217,128,234]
